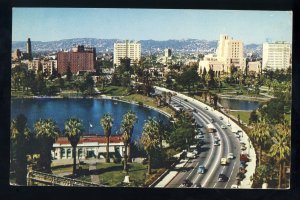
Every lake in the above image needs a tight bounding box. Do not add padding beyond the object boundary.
[218,98,262,111]
[11,98,169,141]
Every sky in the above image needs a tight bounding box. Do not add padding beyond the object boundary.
[12,8,293,44]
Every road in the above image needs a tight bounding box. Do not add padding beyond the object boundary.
[156,89,242,188]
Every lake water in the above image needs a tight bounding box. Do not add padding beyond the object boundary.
[11,98,169,141]
[218,98,262,111]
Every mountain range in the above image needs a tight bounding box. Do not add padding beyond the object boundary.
[12,38,262,55]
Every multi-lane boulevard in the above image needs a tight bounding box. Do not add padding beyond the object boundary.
[155,88,246,189]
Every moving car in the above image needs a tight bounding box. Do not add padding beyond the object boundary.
[186,152,197,159]
[221,125,227,129]
[218,174,228,182]
[220,158,228,165]
[219,116,223,120]
[214,140,220,146]
[197,165,206,174]
[182,179,193,187]
[204,106,208,110]
[227,122,231,127]
[214,136,220,142]
[227,153,235,159]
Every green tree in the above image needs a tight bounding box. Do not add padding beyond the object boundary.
[249,110,259,124]
[10,114,30,185]
[269,123,291,188]
[121,111,138,163]
[121,130,130,173]
[66,62,72,81]
[140,118,160,174]
[248,122,270,166]
[100,113,114,163]
[34,119,59,173]
[64,118,84,175]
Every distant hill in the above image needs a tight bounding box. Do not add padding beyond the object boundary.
[12,38,261,55]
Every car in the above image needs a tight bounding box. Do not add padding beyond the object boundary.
[240,154,249,162]
[227,123,231,126]
[213,140,220,146]
[240,161,247,169]
[193,108,197,113]
[195,135,204,139]
[227,153,235,159]
[239,167,247,173]
[219,116,223,120]
[236,172,246,180]
[198,123,204,128]
[240,146,247,151]
[231,184,240,189]
[197,165,206,174]
[214,136,220,141]
[182,179,193,187]
[187,152,197,159]
[218,174,228,182]
[221,125,227,129]
[220,158,228,165]
[210,118,215,123]
[193,149,199,155]
[235,133,240,138]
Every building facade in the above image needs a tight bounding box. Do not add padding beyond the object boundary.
[198,34,246,77]
[247,61,262,76]
[262,41,291,70]
[57,45,96,75]
[113,41,141,66]
[28,59,57,76]
[51,135,126,160]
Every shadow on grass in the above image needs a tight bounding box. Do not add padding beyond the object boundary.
[88,165,124,175]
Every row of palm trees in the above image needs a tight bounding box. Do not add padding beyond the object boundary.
[11,110,164,185]
[249,121,290,188]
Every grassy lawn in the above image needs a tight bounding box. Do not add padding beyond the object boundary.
[94,162,147,187]
[229,110,251,124]
[101,86,128,96]
[60,90,81,97]
[122,94,175,116]
[11,90,34,97]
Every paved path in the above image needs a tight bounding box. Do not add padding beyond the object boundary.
[89,164,100,184]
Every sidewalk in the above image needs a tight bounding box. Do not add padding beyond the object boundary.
[155,155,189,188]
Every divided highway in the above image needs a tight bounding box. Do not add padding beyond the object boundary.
[156,89,242,188]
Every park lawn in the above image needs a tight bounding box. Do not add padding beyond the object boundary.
[95,162,147,186]
[101,86,128,96]
[11,90,34,97]
[229,110,252,124]
[60,89,80,97]
[122,94,175,116]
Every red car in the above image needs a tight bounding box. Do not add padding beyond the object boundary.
[240,154,249,162]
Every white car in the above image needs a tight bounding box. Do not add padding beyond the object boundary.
[227,153,235,159]
[227,123,231,127]
[231,184,240,188]
[186,152,197,159]
[219,116,223,120]
[221,125,227,129]
[235,133,240,138]
[204,107,208,110]
[214,136,220,141]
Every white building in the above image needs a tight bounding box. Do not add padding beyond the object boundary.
[51,135,126,160]
[262,41,291,70]
[247,61,262,76]
[198,34,246,76]
[216,34,246,72]
[113,41,141,66]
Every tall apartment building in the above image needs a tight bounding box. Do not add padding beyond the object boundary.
[198,34,245,76]
[113,41,141,66]
[57,45,96,75]
[164,48,172,66]
[262,41,291,70]
[216,34,246,73]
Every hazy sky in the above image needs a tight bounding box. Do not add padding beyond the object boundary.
[12,8,293,44]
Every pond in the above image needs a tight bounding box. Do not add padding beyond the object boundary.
[218,98,262,111]
[11,98,169,141]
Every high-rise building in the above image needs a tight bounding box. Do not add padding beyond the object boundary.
[57,45,96,75]
[198,34,245,76]
[262,41,291,70]
[113,41,141,66]
[216,34,246,72]
[164,48,172,66]
[26,38,32,60]
[164,48,172,57]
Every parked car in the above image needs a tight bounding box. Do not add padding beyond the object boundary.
[182,179,193,187]
[239,167,247,174]
[204,106,208,110]
[219,116,223,120]
[210,118,214,123]
[218,174,229,182]
[236,172,246,180]
[240,154,249,162]
[197,165,206,174]
[240,146,247,151]
[187,152,197,159]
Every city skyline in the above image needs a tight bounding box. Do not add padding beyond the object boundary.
[12,8,292,44]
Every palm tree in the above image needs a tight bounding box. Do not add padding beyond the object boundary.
[140,118,160,174]
[269,123,291,188]
[248,122,270,166]
[121,130,130,173]
[100,113,113,163]
[34,119,59,173]
[64,118,84,175]
[10,114,30,185]
[167,92,172,104]
[121,111,138,163]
